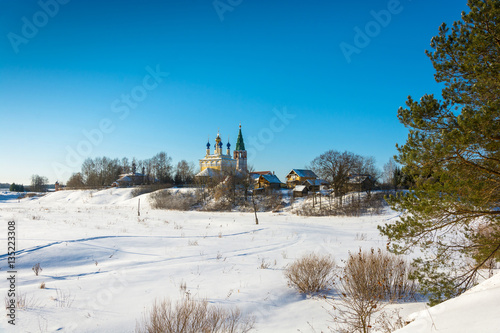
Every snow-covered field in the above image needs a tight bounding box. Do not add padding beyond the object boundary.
[0,188,498,332]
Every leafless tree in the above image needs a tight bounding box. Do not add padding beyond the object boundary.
[382,158,397,189]
[30,174,48,192]
[174,160,195,185]
[122,157,130,174]
[66,172,85,188]
[309,150,359,202]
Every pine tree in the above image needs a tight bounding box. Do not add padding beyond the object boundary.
[379,0,500,305]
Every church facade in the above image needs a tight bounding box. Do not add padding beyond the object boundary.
[197,125,247,177]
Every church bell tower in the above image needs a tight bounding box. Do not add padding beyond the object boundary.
[233,124,247,173]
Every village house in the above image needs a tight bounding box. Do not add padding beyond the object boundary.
[256,173,283,190]
[285,169,319,189]
[347,174,376,192]
[113,172,155,187]
[249,171,272,183]
[303,178,329,192]
[293,185,308,197]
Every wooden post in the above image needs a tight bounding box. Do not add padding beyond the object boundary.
[138,198,140,216]
[252,191,259,225]
[319,191,322,211]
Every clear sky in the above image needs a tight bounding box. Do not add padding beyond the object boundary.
[0,0,470,185]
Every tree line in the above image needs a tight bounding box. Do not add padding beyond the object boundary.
[308,150,411,196]
[66,152,195,188]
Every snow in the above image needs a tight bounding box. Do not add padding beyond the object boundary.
[394,272,500,333]
[294,185,307,191]
[0,189,498,332]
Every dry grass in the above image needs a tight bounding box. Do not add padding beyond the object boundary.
[5,292,40,310]
[55,289,74,308]
[259,258,272,269]
[374,308,412,333]
[284,253,336,294]
[135,296,255,333]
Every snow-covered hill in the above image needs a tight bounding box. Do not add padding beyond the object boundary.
[395,271,500,333]
[0,189,498,332]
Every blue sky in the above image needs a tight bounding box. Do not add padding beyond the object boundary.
[0,0,469,185]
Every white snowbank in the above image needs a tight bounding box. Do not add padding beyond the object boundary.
[395,272,500,333]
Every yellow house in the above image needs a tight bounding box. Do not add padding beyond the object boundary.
[285,169,318,188]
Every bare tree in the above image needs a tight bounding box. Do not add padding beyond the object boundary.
[66,172,85,188]
[122,157,130,174]
[153,152,173,184]
[131,158,137,174]
[382,158,397,188]
[174,160,195,185]
[309,150,359,201]
[81,157,122,187]
[31,174,48,192]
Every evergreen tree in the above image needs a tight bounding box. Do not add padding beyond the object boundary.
[9,183,24,192]
[379,0,500,305]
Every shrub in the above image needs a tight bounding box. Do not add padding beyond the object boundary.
[132,184,172,198]
[340,248,416,302]
[284,253,335,294]
[331,248,416,333]
[32,263,42,276]
[150,190,202,211]
[135,296,255,333]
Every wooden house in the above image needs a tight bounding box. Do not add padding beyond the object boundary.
[114,172,155,187]
[293,185,308,197]
[249,171,272,186]
[257,174,283,190]
[304,178,329,192]
[347,174,376,192]
[286,169,318,188]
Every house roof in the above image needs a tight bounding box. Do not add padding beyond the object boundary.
[260,174,282,184]
[347,174,373,184]
[117,176,132,182]
[119,172,146,178]
[304,179,328,186]
[293,185,307,192]
[287,169,318,179]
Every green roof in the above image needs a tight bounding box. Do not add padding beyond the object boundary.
[235,127,245,151]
